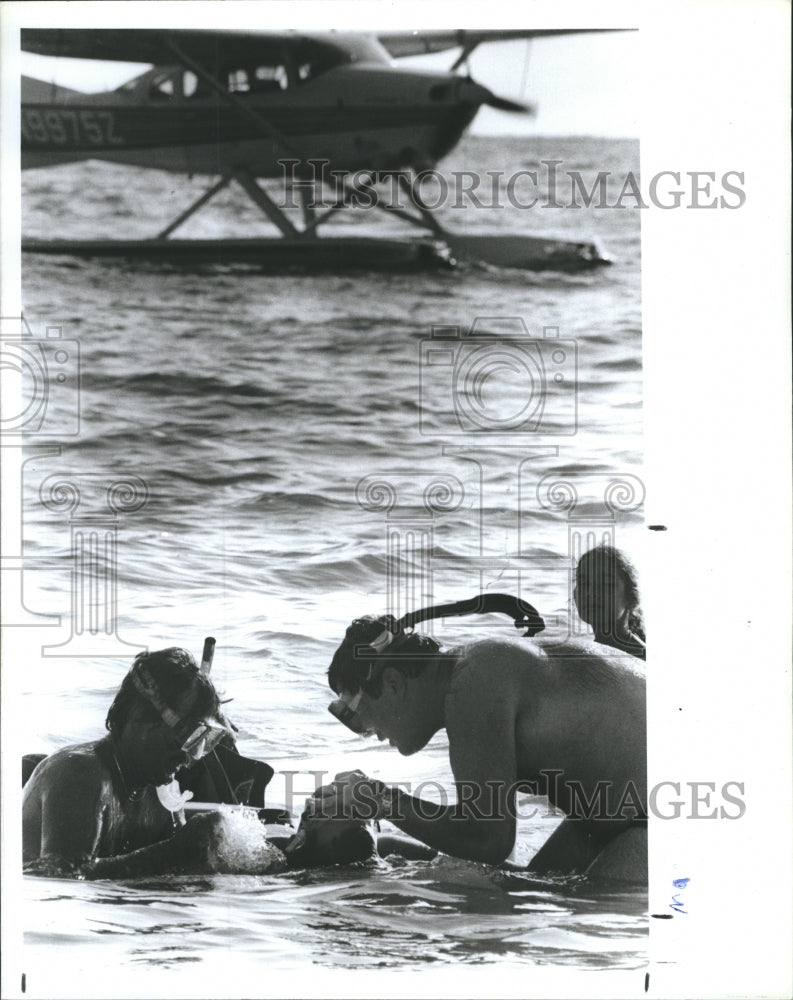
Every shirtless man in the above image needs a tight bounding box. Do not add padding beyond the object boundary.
[322,615,647,879]
[23,647,284,878]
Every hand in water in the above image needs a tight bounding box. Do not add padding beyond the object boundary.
[310,770,384,822]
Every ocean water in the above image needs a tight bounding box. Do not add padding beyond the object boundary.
[14,134,646,992]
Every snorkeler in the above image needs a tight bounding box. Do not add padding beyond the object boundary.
[574,545,646,660]
[321,603,647,880]
[23,647,284,878]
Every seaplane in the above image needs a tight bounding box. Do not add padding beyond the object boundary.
[21,28,620,272]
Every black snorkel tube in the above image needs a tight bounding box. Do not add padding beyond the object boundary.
[395,592,545,638]
[200,636,216,675]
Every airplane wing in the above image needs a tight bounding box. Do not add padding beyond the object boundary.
[21,27,632,64]
[376,28,629,59]
[19,28,294,64]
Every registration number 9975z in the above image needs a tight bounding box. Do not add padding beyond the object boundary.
[22,108,124,147]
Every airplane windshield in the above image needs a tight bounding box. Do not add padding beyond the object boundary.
[291,38,351,79]
[325,33,393,65]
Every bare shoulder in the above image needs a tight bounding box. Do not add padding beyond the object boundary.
[25,741,109,795]
[449,638,547,694]
[450,637,644,709]
[537,636,646,682]
[456,637,547,664]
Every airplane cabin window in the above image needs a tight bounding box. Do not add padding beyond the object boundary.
[217,40,348,93]
[183,71,199,98]
[145,67,212,102]
[150,76,175,100]
[228,68,250,93]
[253,65,288,91]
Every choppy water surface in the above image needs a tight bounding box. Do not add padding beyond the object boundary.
[16,135,646,989]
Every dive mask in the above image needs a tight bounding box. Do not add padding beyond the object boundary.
[327,689,372,735]
[328,625,396,733]
[130,662,230,760]
[177,718,229,760]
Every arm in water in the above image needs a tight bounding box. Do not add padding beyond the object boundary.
[317,657,521,865]
[23,645,285,879]
[24,751,285,879]
[87,812,286,879]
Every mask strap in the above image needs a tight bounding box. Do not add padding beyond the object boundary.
[130,663,183,728]
[343,690,363,711]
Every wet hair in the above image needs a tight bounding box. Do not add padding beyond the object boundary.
[286,820,377,869]
[327,615,441,697]
[576,546,646,642]
[105,647,221,735]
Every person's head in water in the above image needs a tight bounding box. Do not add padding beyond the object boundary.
[105,648,228,788]
[284,807,377,868]
[574,546,645,645]
[327,615,446,755]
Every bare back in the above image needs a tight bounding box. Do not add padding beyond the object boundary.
[445,638,646,824]
[23,741,174,866]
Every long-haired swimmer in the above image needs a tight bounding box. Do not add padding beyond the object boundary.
[573,545,645,660]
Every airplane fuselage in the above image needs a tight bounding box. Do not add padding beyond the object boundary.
[21,64,484,177]
[18,28,616,270]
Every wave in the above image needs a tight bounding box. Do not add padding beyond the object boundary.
[243,491,349,511]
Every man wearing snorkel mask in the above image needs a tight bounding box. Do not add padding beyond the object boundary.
[323,612,647,880]
[23,647,283,878]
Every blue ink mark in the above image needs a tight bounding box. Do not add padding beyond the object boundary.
[670,876,690,914]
